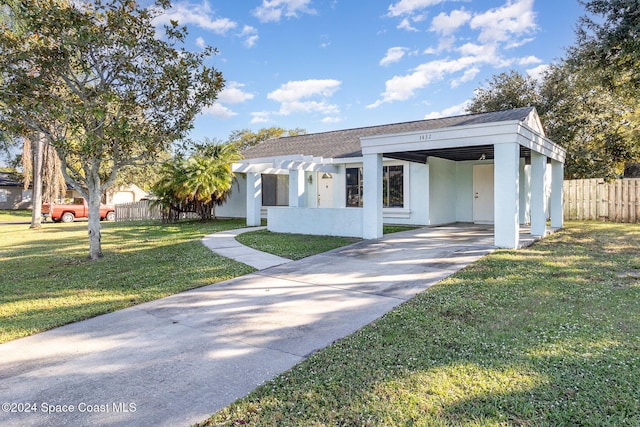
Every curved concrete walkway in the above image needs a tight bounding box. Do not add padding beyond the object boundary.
[201,226,292,270]
[0,224,502,427]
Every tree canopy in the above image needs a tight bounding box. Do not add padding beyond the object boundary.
[0,0,224,259]
[228,127,306,151]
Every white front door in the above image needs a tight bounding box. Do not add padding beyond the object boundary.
[317,173,334,208]
[473,164,494,223]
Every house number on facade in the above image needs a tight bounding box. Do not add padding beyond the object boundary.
[419,134,432,141]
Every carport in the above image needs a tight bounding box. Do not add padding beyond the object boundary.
[360,109,566,248]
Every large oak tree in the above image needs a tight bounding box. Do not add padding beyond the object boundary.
[0,0,224,259]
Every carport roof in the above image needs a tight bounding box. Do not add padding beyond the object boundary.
[242,107,539,161]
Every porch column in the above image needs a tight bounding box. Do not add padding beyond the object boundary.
[530,151,547,236]
[494,142,520,248]
[519,158,530,225]
[362,153,383,239]
[246,172,262,226]
[550,160,564,228]
[288,169,305,207]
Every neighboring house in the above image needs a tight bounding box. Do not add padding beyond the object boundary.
[0,172,146,208]
[216,107,566,249]
[105,184,148,205]
[0,172,32,210]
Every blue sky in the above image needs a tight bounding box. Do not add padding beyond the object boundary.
[154,0,585,142]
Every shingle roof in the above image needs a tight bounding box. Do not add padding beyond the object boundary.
[0,172,22,187]
[242,107,535,160]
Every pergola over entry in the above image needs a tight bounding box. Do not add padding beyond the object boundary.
[360,110,566,248]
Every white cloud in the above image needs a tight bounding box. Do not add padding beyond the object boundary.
[217,81,255,104]
[387,0,446,17]
[451,67,480,88]
[202,103,237,119]
[368,53,495,108]
[321,116,342,124]
[526,64,549,81]
[253,0,316,23]
[195,36,206,49]
[380,47,408,66]
[154,2,237,35]
[424,101,470,119]
[374,0,542,109]
[519,55,542,66]
[251,112,272,124]
[397,17,419,32]
[430,9,471,36]
[240,26,259,48]
[268,79,341,116]
[469,0,537,44]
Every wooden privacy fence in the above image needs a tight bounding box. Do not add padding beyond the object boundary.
[115,199,201,221]
[563,178,640,222]
[115,200,163,221]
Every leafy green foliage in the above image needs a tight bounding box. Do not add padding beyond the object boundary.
[467,71,542,114]
[228,127,306,151]
[0,0,224,258]
[152,142,242,222]
[574,0,640,93]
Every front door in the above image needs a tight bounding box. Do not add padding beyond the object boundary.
[473,164,494,223]
[317,173,334,208]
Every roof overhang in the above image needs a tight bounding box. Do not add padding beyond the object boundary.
[360,120,566,164]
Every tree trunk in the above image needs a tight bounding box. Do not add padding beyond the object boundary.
[30,134,44,229]
[87,184,104,260]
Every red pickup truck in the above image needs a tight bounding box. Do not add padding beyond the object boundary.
[42,198,116,223]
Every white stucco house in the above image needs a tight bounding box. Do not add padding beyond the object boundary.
[216,107,566,249]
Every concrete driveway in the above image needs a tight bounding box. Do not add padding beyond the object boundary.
[0,224,511,427]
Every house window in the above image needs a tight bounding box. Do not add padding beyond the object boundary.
[346,167,363,207]
[262,174,289,206]
[346,165,404,208]
[383,165,404,208]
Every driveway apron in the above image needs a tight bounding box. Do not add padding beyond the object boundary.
[0,224,497,427]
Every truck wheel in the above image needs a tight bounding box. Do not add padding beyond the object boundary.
[61,212,75,223]
[106,211,115,221]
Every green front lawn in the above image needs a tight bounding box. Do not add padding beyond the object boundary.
[0,209,32,222]
[0,219,254,343]
[200,222,640,426]
[236,230,360,260]
[235,224,418,260]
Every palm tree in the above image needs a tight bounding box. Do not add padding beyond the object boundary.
[153,141,242,222]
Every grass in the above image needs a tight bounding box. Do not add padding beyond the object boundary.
[236,230,360,260]
[0,218,255,343]
[199,221,640,426]
[0,209,32,222]
[236,224,418,260]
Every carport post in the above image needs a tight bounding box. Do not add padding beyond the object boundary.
[288,169,305,208]
[362,153,383,239]
[530,151,547,236]
[246,172,262,227]
[550,160,564,228]
[494,142,520,248]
